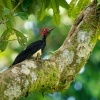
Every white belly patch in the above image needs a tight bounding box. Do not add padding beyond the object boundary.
[32,49,42,57]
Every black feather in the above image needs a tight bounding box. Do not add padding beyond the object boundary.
[11,36,46,66]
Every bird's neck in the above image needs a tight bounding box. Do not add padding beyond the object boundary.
[42,35,47,42]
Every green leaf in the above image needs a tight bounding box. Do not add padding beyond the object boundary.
[68,0,77,16]
[5,14,15,29]
[0,29,10,52]
[58,0,69,9]
[0,40,8,52]
[22,0,33,9]
[80,0,90,8]
[3,7,10,15]
[37,0,50,21]
[1,0,13,10]
[70,0,90,17]
[16,12,28,20]
[13,29,27,47]
[5,18,13,29]
[50,0,60,25]
[44,0,50,8]
[37,7,45,21]
[98,0,100,3]
[53,13,60,25]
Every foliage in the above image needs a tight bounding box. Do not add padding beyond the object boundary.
[0,0,100,100]
[0,0,93,52]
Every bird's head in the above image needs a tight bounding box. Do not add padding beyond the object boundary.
[40,28,54,37]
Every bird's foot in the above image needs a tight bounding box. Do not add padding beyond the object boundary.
[28,57,35,60]
[35,57,42,62]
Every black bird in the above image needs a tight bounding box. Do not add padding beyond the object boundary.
[10,28,54,67]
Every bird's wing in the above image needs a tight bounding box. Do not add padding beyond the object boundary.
[12,40,43,66]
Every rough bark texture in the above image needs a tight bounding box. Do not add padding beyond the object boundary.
[0,0,100,100]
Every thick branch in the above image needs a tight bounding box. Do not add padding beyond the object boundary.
[0,0,100,100]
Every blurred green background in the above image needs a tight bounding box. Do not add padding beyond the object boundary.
[0,0,100,100]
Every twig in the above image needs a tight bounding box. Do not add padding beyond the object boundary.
[11,0,24,13]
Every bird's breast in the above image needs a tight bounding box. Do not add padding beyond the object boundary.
[32,49,42,58]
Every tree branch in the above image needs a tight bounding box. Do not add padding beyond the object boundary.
[0,0,100,100]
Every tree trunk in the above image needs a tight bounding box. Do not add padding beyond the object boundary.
[0,0,100,100]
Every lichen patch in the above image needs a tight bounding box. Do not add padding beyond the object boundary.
[24,80,29,88]
[29,61,37,68]
[30,72,37,82]
[56,50,74,72]
[76,58,81,64]
[11,68,18,74]
[24,61,37,68]
[21,65,30,75]
[76,43,91,57]
[15,77,21,83]
[68,69,75,75]
[77,30,93,43]
[4,83,21,100]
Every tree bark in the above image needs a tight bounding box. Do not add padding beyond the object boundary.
[0,0,100,100]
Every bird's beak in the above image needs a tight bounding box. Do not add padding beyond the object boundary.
[48,28,54,33]
[47,28,54,36]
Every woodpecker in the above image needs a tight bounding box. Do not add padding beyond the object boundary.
[10,28,54,67]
